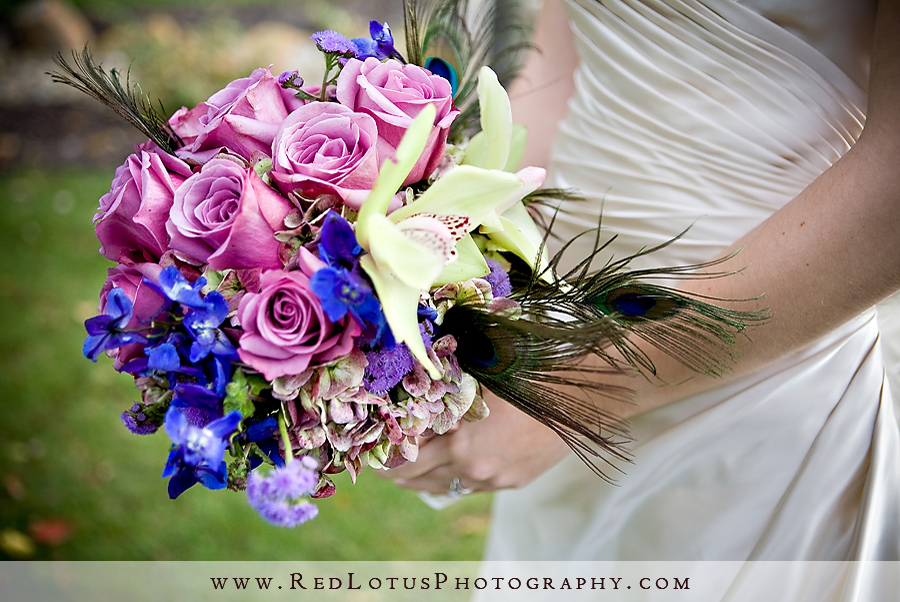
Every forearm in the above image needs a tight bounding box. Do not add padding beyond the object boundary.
[621,0,900,413]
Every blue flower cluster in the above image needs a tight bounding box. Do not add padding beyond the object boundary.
[310,211,391,347]
[163,407,241,499]
[83,265,250,498]
[352,21,404,62]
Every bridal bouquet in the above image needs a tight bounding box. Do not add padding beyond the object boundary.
[71,14,556,526]
[61,1,761,528]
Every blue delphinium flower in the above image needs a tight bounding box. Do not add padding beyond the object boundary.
[146,341,181,372]
[237,416,284,469]
[168,358,231,428]
[183,290,238,363]
[246,456,319,527]
[352,21,405,62]
[162,407,242,499]
[150,265,207,309]
[309,211,391,346]
[83,288,147,361]
[316,210,361,271]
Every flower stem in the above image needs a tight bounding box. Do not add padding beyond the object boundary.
[278,404,293,464]
[320,55,335,101]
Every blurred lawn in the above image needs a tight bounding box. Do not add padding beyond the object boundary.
[0,169,490,562]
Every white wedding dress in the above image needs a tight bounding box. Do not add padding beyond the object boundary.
[481,0,900,583]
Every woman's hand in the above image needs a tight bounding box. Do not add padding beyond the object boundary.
[380,391,571,494]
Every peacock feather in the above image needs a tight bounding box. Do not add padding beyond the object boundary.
[441,221,768,480]
[442,301,636,481]
[48,47,183,155]
[403,0,534,140]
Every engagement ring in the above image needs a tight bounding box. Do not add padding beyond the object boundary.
[448,477,472,498]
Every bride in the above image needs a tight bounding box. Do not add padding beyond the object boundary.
[385,0,900,577]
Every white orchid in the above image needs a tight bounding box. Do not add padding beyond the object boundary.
[355,67,546,377]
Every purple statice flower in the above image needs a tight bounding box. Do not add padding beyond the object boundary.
[121,402,159,435]
[363,342,415,395]
[246,457,319,527]
[162,407,242,499]
[352,21,404,62]
[485,258,513,298]
[311,30,358,56]
[83,288,147,361]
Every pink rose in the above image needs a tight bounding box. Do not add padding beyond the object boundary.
[94,142,192,263]
[237,267,361,381]
[336,58,459,185]
[170,68,304,164]
[166,157,293,270]
[270,102,380,210]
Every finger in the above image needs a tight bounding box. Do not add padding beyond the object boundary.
[397,469,478,495]
[382,434,454,481]
[416,423,459,449]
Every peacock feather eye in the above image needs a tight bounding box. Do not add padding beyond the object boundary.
[424,57,459,96]
[594,286,683,321]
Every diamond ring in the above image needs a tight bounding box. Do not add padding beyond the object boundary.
[448,476,473,498]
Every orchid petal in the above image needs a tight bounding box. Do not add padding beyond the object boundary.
[475,66,512,170]
[491,214,547,272]
[387,165,525,228]
[360,255,439,378]
[461,123,526,173]
[505,124,528,172]
[433,234,490,286]
[356,104,436,249]
[367,213,446,290]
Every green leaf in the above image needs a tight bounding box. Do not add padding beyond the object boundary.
[223,369,256,420]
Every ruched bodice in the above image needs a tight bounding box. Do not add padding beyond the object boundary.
[545,0,869,270]
[482,2,900,597]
